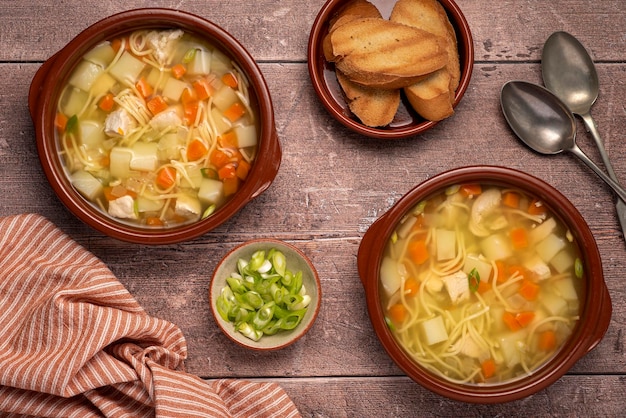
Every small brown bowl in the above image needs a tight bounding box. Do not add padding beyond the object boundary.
[209,239,322,350]
[308,0,474,139]
[357,166,612,402]
[29,8,280,244]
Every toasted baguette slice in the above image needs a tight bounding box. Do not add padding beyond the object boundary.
[390,0,461,121]
[336,70,400,127]
[323,0,382,62]
[329,18,448,89]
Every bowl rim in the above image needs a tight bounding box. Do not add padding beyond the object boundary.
[307,0,475,139]
[30,8,281,244]
[208,238,322,350]
[357,165,612,402]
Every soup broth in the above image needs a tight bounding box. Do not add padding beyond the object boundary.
[380,183,584,385]
[56,29,258,227]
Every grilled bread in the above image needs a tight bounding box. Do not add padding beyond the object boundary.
[327,17,448,89]
[390,0,460,121]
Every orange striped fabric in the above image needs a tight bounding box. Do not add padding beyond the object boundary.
[0,214,301,417]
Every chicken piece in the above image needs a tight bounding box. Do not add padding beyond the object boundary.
[442,271,470,304]
[450,334,489,359]
[149,108,183,131]
[108,195,137,220]
[105,109,137,137]
[175,193,202,218]
[145,30,184,66]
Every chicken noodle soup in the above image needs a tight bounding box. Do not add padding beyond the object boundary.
[56,29,258,227]
[380,183,584,385]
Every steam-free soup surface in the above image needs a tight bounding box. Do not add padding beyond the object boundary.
[57,29,258,227]
[380,183,584,385]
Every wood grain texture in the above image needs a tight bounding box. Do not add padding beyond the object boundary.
[1,0,626,415]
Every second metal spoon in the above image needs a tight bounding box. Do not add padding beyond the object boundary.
[542,31,626,238]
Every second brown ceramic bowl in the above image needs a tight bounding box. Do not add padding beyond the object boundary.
[357,166,612,403]
[29,8,281,244]
[308,0,474,139]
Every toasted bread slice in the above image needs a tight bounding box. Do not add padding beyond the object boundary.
[323,0,382,62]
[390,0,461,121]
[329,18,448,89]
[336,70,400,127]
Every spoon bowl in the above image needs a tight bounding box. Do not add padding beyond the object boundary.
[500,80,626,203]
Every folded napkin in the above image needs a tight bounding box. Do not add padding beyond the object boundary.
[0,214,301,417]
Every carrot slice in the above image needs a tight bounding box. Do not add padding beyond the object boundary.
[236,159,251,180]
[502,191,520,208]
[171,63,187,79]
[98,93,115,112]
[193,78,213,100]
[460,184,482,197]
[224,102,246,122]
[515,311,535,328]
[518,279,540,301]
[388,304,407,324]
[510,227,528,249]
[528,198,547,216]
[222,177,239,196]
[183,101,199,126]
[404,277,419,297]
[408,240,429,265]
[502,311,521,332]
[210,149,231,168]
[146,217,164,226]
[55,112,68,133]
[187,139,208,161]
[156,166,177,189]
[219,131,238,149]
[218,163,237,180]
[221,72,238,89]
[135,76,153,98]
[538,330,557,351]
[147,95,168,115]
[481,359,496,379]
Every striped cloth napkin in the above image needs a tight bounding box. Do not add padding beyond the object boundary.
[0,214,301,417]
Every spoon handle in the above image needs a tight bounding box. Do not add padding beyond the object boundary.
[579,112,626,238]
[568,144,626,203]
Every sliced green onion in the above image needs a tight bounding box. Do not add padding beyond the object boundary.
[202,204,216,219]
[574,257,583,279]
[468,268,480,292]
[182,48,197,63]
[215,247,313,341]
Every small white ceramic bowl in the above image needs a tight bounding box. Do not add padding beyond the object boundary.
[209,239,322,350]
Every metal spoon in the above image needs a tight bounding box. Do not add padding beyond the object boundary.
[500,80,626,203]
[542,31,626,238]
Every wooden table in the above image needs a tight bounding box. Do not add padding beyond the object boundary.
[2,0,625,416]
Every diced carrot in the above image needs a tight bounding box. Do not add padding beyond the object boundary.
[171,63,187,79]
[147,95,168,115]
[236,159,251,180]
[146,217,164,227]
[103,186,136,201]
[219,131,238,149]
[221,72,238,89]
[477,278,491,294]
[222,177,239,196]
[495,260,508,284]
[528,198,547,216]
[514,311,535,328]
[55,112,68,133]
[224,102,246,122]
[460,184,482,197]
[502,311,521,332]
[218,163,237,180]
[388,303,407,324]
[538,330,557,351]
[518,279,540,301]
[181,87,197,105]
[502,191,520,208]
[135,76,153,99]
[183,101,199,126]
[110,37,129,53]
[481,359,496,379]
[508,264,527,280]
[510,227,528,249]
[100,154,110,168]
[404,277,420,297]
[210,149,231,168]
[156,166,177,189]
[98,93,115,112]
[408,240,429,265]
[187,139,208,162]
[193,78,214,100]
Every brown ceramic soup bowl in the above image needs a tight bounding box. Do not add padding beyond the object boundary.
[29,8,280,244]
[357,166,611,403]
[308,0,474,139]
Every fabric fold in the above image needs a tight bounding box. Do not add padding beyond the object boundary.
[0,214,300,417]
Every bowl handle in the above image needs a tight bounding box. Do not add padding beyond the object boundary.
[29,52,59,122]
[585,282,613,354]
